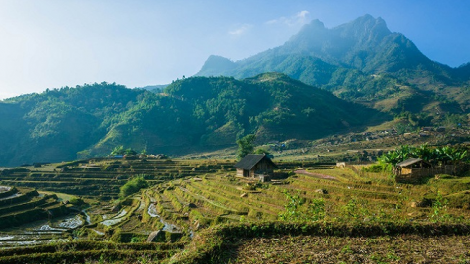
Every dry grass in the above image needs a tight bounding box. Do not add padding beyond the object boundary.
[223,234,470,264]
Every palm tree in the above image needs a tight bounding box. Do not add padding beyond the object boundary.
[111,145,125,156]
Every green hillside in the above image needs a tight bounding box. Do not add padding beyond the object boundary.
[1,83,144,166]
[0,74,383,167]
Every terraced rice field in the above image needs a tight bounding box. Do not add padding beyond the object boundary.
[145,164,470,230]
[0,185,81,248]
[1,158,470,263]
[0,240,185,263]
[0,158,234,200]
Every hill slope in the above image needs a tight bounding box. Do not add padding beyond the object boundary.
[0,74,385,166]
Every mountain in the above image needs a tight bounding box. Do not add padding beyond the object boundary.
[0,74,385,167]
[196,15,470,116]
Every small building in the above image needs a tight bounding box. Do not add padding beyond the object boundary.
[395,158,431,174]
[419,132,430,138]
[234,154,277,180]
[394,158,432,182]
[394,158,466,183]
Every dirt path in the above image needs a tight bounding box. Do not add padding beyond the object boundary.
[294,170,337,180]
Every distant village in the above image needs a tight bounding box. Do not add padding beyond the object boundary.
[264,126,470,163]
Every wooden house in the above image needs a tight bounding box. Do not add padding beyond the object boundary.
[234,154,277,181]
[394,157,466,183]
[395,158,431,175]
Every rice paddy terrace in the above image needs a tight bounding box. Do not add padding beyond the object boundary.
[1,157,470,263]
[0,158,233,200]
[0,185,68,229]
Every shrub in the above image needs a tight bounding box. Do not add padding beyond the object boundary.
[69,197,85,206]
[119,176,148,199]
[278,191,325,222]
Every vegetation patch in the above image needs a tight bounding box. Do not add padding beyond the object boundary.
[170,222,470,263]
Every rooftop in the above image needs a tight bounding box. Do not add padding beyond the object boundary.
[234,154,276,170]
[396,158,423,167]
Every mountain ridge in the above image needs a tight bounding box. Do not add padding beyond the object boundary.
[196,14,470,118]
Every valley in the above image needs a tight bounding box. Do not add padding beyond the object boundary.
[1,12,470,263]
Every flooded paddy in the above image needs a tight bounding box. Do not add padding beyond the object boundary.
[0,213,84,248]
[101,209,128,226]
[0,186,11,192]
[147,203,181,233]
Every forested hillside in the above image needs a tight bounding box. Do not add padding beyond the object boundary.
[0,83,143,166]
[0,74,384,167]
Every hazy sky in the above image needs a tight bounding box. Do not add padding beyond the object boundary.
[1,0,469,100]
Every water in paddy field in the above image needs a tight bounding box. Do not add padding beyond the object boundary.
[0,192,21,201]
[147,203,159,217]
[147,203,181,233]
[0,186,11,192]
[0,213,85,248]
[82,210,91,225]
[101,209,128,226]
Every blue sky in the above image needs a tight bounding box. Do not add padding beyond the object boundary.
[1,0,469,99]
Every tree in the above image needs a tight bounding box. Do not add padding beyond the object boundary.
[110,146,137,156]
[236,134,256,160]
[111,145,125,156]
[124,148,137,155]
[254,147,270,155]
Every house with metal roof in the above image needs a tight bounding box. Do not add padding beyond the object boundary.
[234,154,276,181]
[394,158,433,182]
[396,158,429,168]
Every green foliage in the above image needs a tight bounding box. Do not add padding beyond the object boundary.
[378,144,468,169]
[253,147,270,155]
[119,176,149,199]
[69,197,85,206]
[362,164,386,173]
[342,197,367,220]
[236,134,256,160]
[430,191,450,223]
[0,82,144,166]
[0,74,381,167]
[278,191,325,222]
[111,146,137,156]
[441,113,466,128]
[111,146,125,156]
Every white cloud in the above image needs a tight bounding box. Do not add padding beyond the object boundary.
[296,10,310,23]
[228,24,252,36]
[265,10,310,26]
